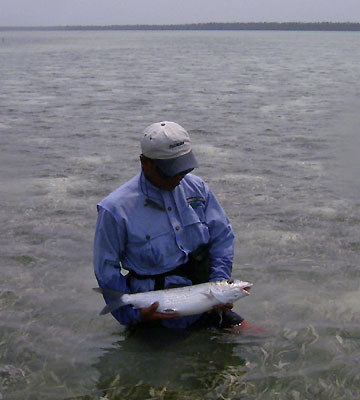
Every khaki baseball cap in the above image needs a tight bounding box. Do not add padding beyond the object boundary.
[141,121,199,177]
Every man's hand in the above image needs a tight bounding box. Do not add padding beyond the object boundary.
[210,303,233,313]
[224,320,267,336]
[140,302,180,321]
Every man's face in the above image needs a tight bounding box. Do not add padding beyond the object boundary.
[140,156,191,191]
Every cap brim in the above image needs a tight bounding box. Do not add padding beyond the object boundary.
[154,150,199,177]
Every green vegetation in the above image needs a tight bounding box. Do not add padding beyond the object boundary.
[1,22,360,31]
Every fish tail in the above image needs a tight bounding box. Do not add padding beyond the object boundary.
[93,287,126,315]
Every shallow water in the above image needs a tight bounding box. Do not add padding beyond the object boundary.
[1,30,360,399]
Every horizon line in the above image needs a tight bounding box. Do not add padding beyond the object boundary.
[1,21,360,31]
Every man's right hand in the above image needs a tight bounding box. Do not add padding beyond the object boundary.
[140,302,180,321]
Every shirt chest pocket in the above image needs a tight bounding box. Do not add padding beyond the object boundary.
[125,221,177,272]
[183,198,206,225]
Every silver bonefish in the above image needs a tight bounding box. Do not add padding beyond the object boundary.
[94,279,252,317]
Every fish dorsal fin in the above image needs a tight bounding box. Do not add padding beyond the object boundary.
[210,287,230,304]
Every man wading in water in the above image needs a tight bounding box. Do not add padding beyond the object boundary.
[94,121,262,334]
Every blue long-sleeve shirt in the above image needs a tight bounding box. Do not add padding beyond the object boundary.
[93,171,234,329]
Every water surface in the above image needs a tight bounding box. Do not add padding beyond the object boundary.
[1,30,360,399]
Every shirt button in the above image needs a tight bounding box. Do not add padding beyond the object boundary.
[168,207,172,211]
[175,226,180,231]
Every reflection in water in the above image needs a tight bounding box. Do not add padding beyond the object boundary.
[93,325,246,398]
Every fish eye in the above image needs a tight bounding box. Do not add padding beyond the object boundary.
[227,279,234,284]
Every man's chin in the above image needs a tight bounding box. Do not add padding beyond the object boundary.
[161,183,179,191]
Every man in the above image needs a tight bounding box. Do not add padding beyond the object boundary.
[94,121,255,333]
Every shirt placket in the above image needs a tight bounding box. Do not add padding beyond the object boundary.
[161,191,188,255]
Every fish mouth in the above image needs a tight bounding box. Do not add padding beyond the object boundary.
[243,286,252,295]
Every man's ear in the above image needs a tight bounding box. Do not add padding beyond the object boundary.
[140,154,155,172]
[140,154,149,166]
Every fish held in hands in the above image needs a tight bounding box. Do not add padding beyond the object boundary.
[94,279,252,317]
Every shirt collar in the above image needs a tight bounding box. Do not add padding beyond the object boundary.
[139,170,163,204]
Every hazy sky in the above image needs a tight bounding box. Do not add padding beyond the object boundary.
[1,0,359,27]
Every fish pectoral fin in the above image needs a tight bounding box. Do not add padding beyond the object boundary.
[202,292,213,300]
[163,308,177,313]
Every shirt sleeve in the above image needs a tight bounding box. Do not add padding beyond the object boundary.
[204,186,235,282]
[93,206,140,325]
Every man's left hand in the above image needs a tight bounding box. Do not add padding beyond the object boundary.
[210,303,233,313]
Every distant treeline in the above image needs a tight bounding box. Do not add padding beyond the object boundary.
[1,22,360,32]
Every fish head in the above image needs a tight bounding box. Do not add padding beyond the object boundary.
[210,280,253,304]
[225,279,253,300]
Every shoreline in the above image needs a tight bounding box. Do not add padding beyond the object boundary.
[1,22,360,32]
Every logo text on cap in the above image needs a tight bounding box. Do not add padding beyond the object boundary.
[169,141,185,149]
